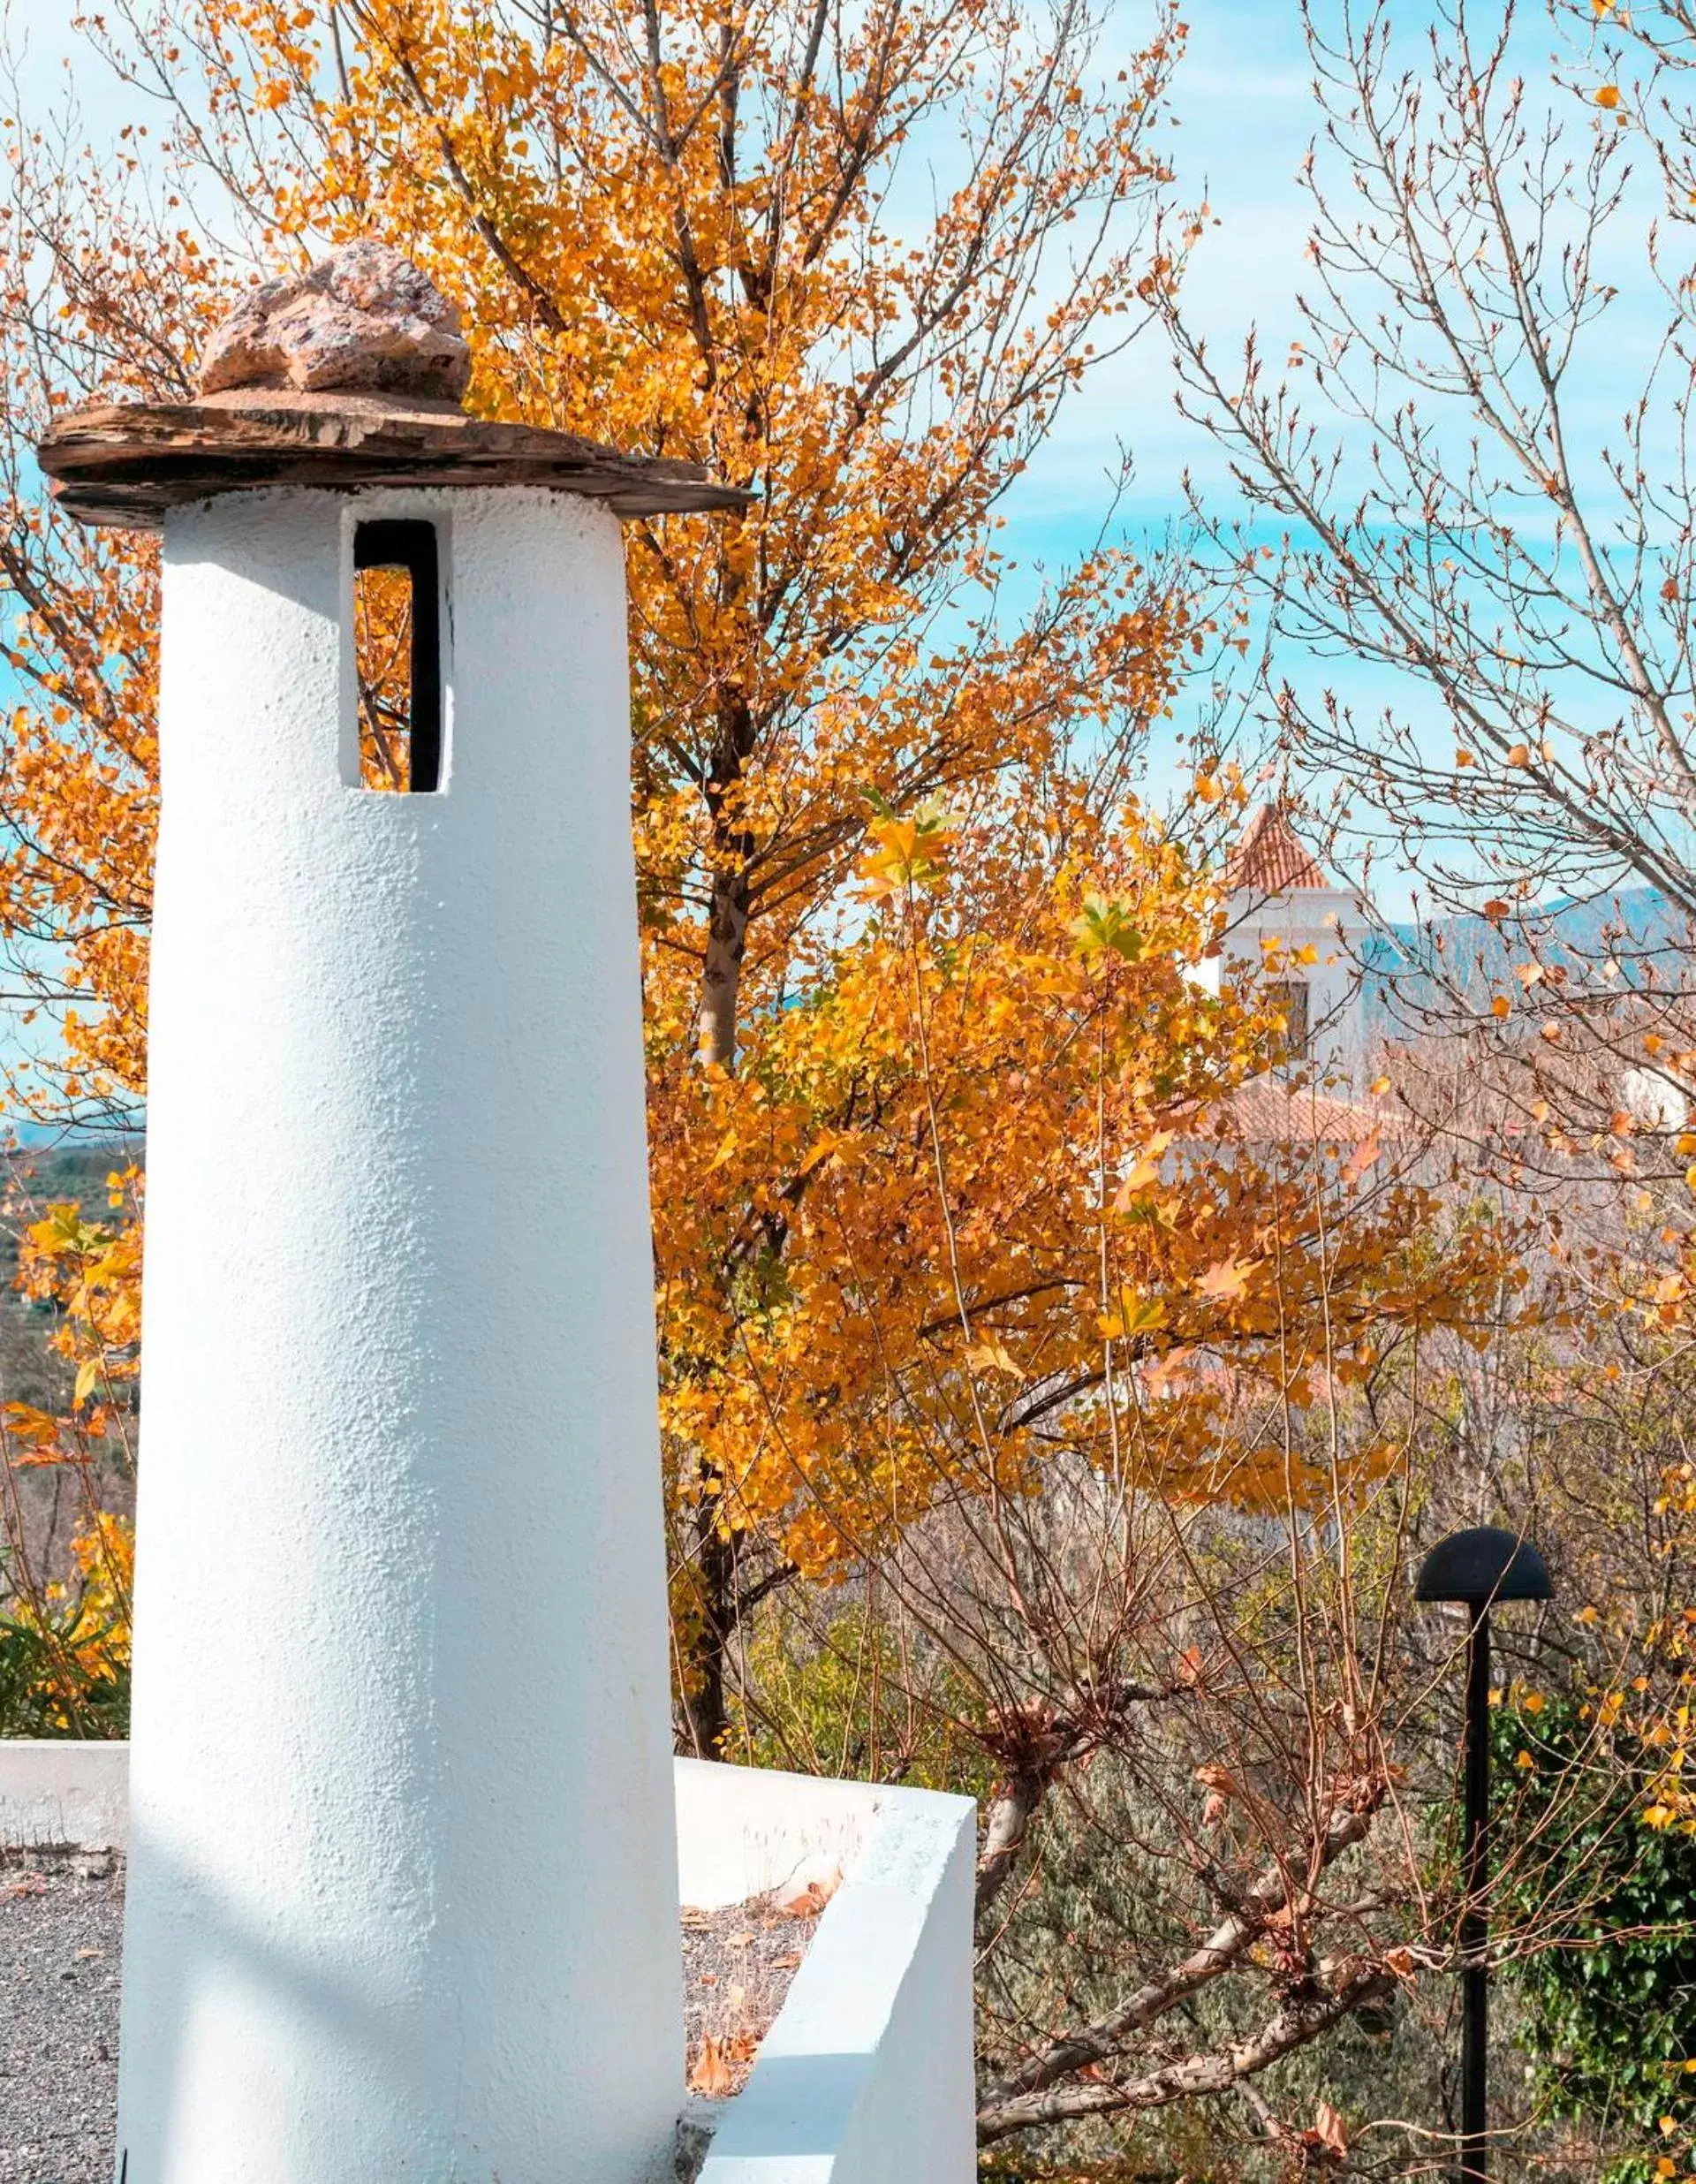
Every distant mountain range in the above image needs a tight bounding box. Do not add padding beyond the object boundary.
[1360,884,1690,1029]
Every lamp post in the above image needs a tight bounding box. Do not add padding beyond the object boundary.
[1415,1526,1554,2184]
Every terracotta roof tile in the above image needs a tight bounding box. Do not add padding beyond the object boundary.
[1210,1074,1404,1146]
[1225,805,1330,896]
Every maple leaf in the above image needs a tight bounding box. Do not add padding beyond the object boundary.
[687,2037,736,2098]
[1140,1346,1195,1399]
[1195,1255,1254,1304]
[1113,1130,1176,1206]
[966,1338,1026,1380]
[1097,1288,1170,1338]
[780,1870,841,1918]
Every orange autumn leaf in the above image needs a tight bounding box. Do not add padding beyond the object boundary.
[1314,2101,1349,2157]
[686,2036,737,2097]
[1195,1255,1255,1304]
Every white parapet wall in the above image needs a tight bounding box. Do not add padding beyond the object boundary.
[0,1739,130,1852]
[678,1760,978,2184]
[3,1744,979,2183]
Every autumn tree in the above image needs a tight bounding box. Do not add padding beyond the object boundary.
[0,9,1655,2160]
[676,769,1555,2165]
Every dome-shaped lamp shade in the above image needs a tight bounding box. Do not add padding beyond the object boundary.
[1415,1525,1553,1606]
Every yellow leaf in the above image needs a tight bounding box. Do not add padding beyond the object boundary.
[1595,83,1622,109]
[73,1358,101,1407]
[3,1402,61,1445]
[1112,1131,1174,1206]
[966,1337,1026,1380]
[1492,995,1511,1018]
[1098,1289,1169,1338]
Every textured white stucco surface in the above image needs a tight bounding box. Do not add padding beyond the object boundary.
[119,485,681,2184]
[0,1739,129,1848]
[691,1767,978,2184]
[676,1756,881,1911]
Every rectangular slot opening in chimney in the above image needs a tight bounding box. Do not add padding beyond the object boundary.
[353,519,442,792]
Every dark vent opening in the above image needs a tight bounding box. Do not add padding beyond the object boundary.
[353,520,442,792]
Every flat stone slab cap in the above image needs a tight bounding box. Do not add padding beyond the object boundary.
[35,386,753,527]
[198,241,473,401]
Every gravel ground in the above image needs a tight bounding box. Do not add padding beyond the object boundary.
[0,1850,123,2184]
[681,1881,827,2097]
[0,1853,822,2173]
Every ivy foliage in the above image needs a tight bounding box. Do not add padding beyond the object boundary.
[1493,1695,1696,2182]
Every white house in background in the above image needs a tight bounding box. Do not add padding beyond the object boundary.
[1190,803,1370,1084]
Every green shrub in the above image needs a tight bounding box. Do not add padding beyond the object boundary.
[1493,1694,1696,2181]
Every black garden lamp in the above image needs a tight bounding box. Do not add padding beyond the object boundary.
[1415,1526,1554,2184]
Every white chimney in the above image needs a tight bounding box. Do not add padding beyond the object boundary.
[38,246,746,2184]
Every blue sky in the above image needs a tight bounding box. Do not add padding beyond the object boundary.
[984,1,1677,921]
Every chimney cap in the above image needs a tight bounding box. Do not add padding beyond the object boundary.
[35,240,749,527]
[35,388,753,528]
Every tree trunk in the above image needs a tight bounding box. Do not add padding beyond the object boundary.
[678,1512,735,1758]
[697,865,749,1069]
[681,714,757,1748]
[975,1768,1049,1926]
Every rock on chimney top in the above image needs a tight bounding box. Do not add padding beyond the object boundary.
[197,240,473,403]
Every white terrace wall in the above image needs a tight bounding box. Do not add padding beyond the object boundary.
[666,1760,979,2184]
[0,1738,128,1852]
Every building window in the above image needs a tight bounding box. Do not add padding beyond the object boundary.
[1268,978,1310,1062]
[352,520,442,792]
